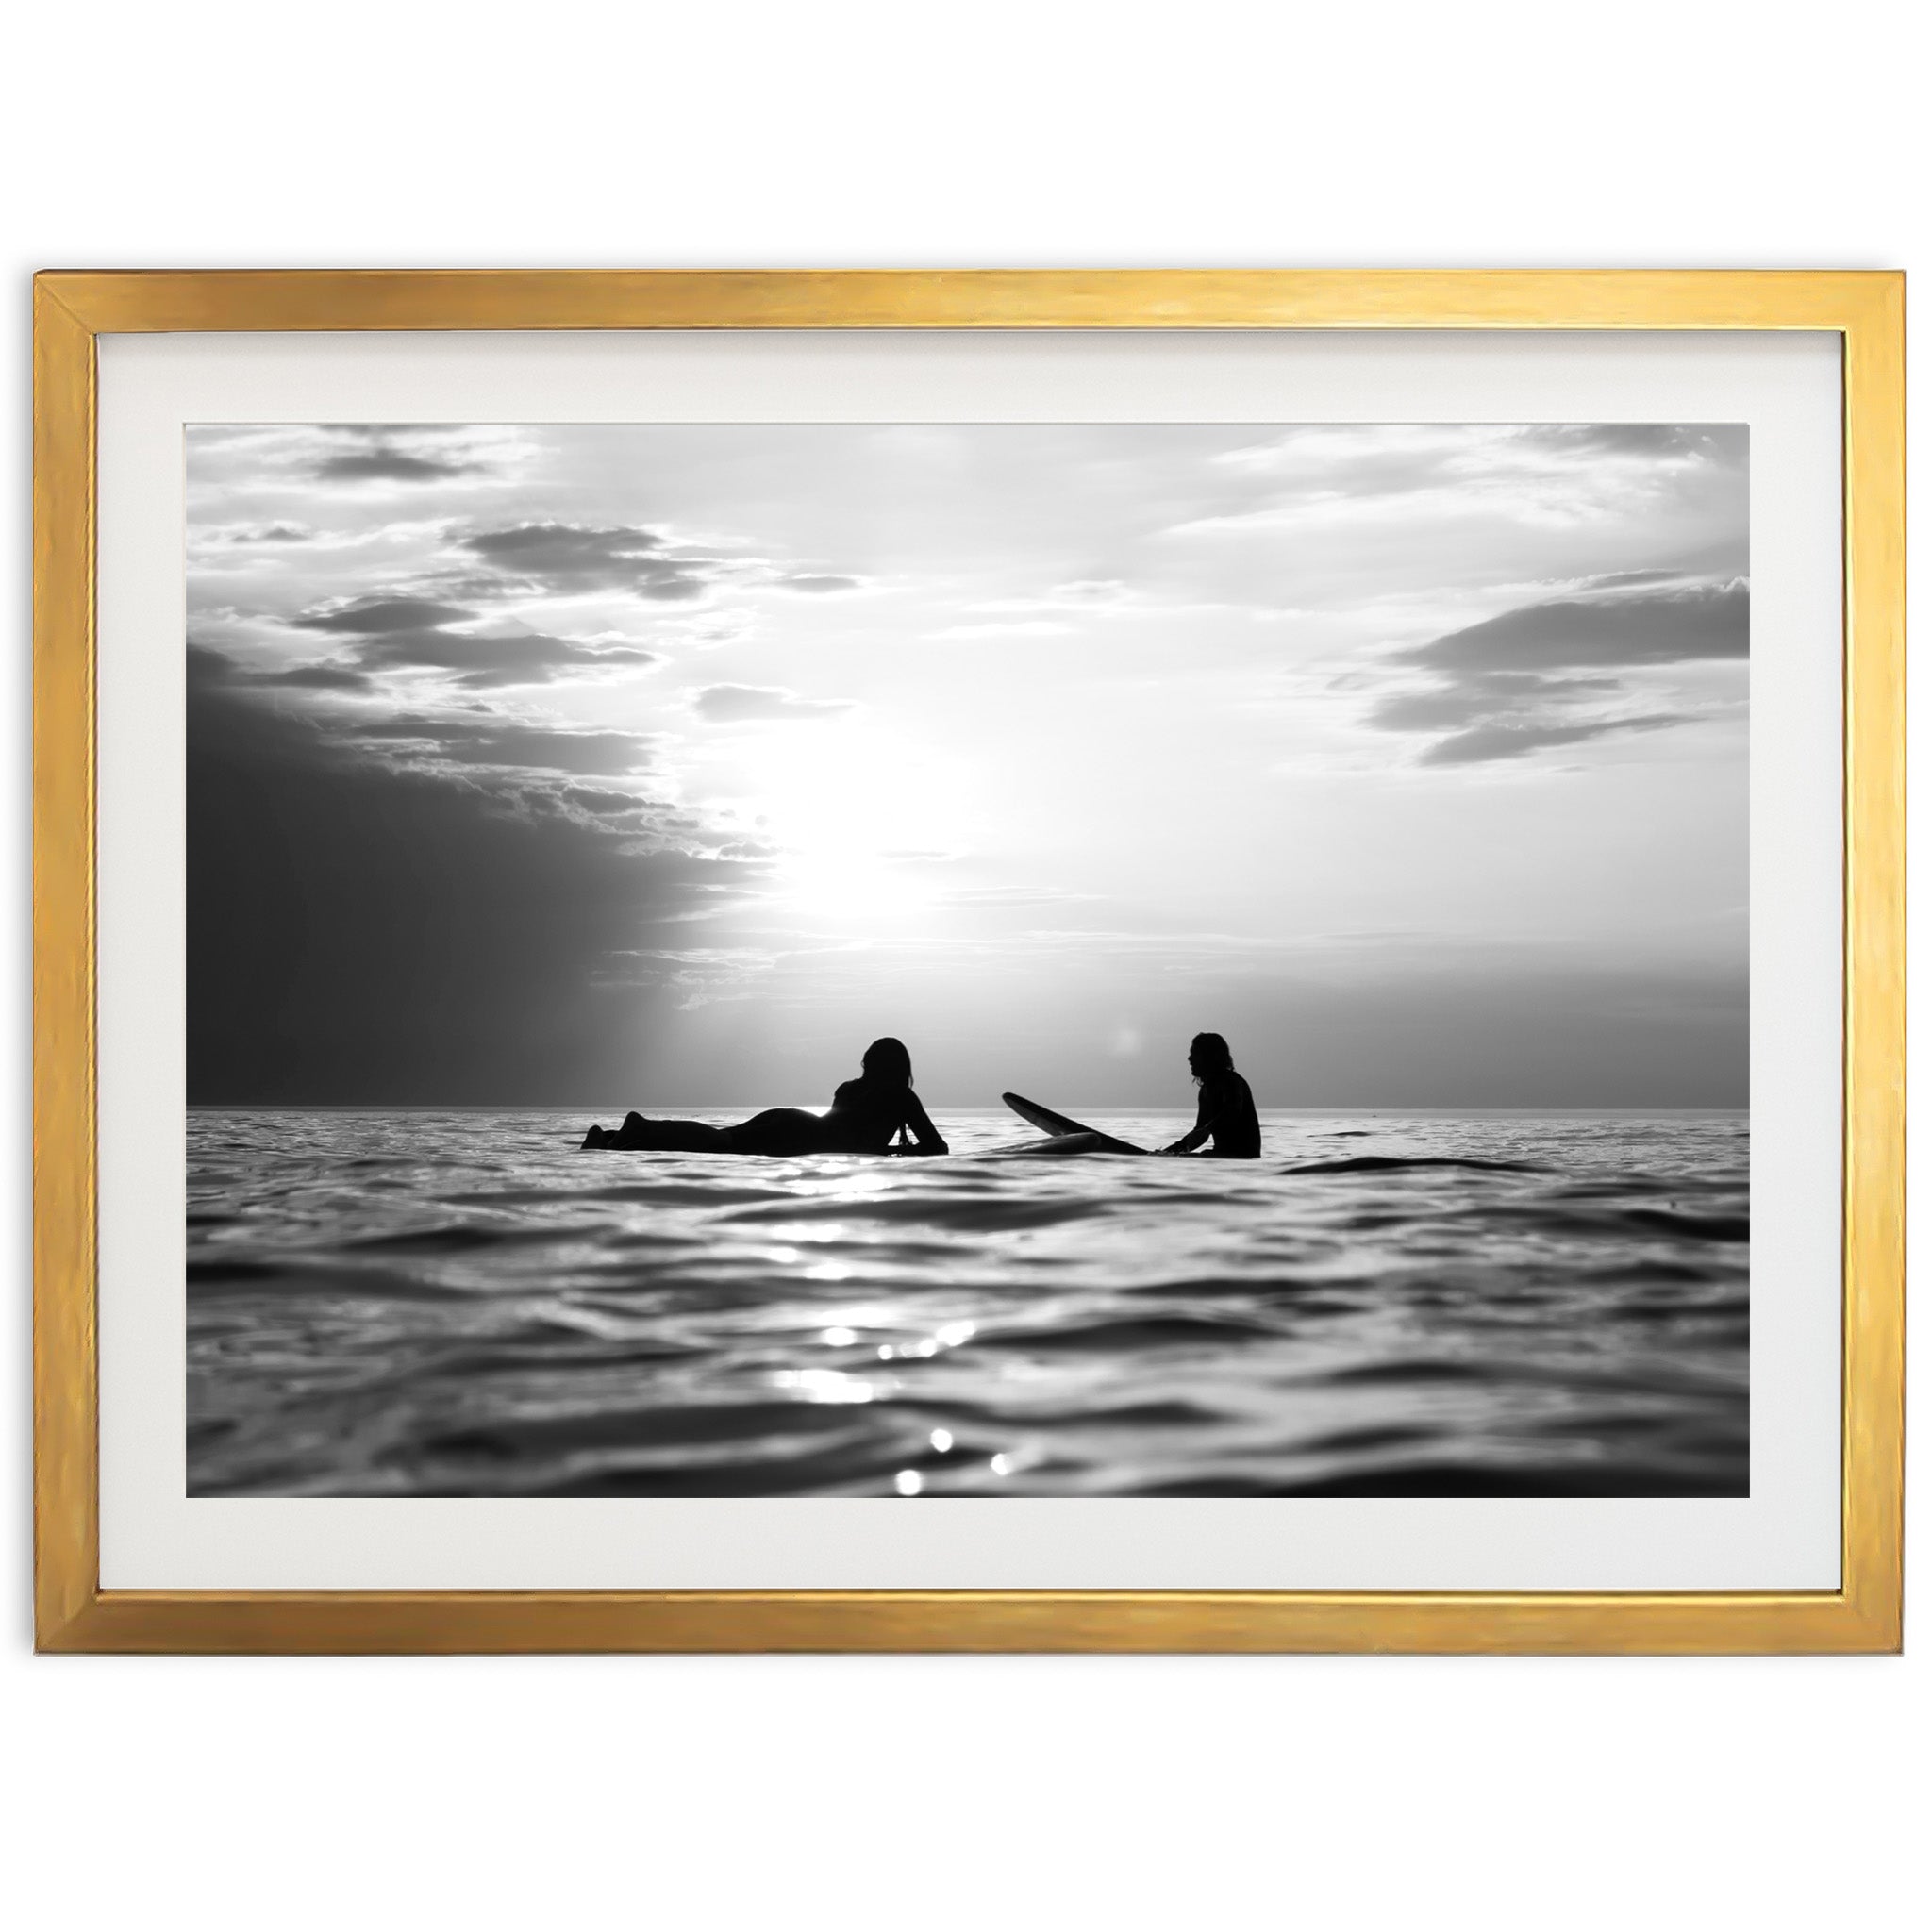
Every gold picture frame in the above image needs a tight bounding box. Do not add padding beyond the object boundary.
[33,270,1904,1654]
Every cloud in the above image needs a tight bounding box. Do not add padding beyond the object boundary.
[1575,570,1688,590]
[198,522,317,545]
[1367,672,1621,734]
[190,642,754,874]
[188,643,374,693]
[1531,425,1729,458]
[252,662,376,691]
[781,574,864,593]
[187,644,247,689]
[294,597,479,635]
[1420,715,1685,767]
[458,523,720,601]
[558,785,656,818]
[192,645,662,781]
[1219,423,1734,481]
[290,595,656,688]
[341,713,658,776]
[691,684,853,724]
[1402,578,1748,674]
[187,666,763,1103]
[315,447,484,482]
[299,425,507,485]
[1172,425,1749,563]
[354,629,657,690]
[1362,577,1747,768]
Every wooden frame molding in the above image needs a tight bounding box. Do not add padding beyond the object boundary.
[33,271,1904,1653]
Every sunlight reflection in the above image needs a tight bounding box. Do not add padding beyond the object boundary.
[894,1470,923,1496]
[774,1368,876,1404]
[755,1222,854,1246]
[874,1326,969,1363]
[786,1175,896,1203]
[819,1326,859,1346]
[819,1301,925,1334]
[930,1428,954,1453]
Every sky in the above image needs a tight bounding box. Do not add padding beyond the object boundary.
[186,421,1748,1108]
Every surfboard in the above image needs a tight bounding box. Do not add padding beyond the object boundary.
[583,1101,1153,1159]
[1001,1092,1150,1156]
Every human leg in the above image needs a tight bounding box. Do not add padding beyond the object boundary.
[579,1112,734,1152]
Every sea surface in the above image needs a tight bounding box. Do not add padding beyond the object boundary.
[187,1108,1749,1497]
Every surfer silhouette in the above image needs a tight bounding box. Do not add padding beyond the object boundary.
[1158,1032,1262,1158]
[581,1036,949,1156]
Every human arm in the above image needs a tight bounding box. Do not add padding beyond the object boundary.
[1158,1086,1215,1155]
[897,1091,949,1156]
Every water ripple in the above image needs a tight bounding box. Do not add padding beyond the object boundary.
[188,1107,1749,1497]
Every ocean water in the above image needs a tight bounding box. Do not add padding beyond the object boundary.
[187,1108,1749,1497]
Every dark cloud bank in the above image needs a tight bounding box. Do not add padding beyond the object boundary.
[188,652,756,1103]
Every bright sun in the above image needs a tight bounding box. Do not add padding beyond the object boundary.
[779,847,927,925]
[727,721,967,929]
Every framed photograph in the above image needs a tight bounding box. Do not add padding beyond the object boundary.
[33,271,1902,1652]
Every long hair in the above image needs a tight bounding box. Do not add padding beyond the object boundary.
[861,1036,914,1089]
[1188,1031,1234,1085]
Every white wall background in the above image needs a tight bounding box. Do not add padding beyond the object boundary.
[3,4,1921,1925]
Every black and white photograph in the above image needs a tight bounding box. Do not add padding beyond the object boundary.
[186,419,1750,1498]
[18,8,1924,1921]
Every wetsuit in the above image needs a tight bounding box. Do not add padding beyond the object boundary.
[1170,1071,1261,1158]
[584,1079,948,1155]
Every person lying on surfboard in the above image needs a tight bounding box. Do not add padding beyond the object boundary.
[1158,1032,1262,1158]
[580,1036,949,1157]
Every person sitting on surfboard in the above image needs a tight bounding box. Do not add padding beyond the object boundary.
[581,1036,949,1157]
[1158,1032,1261,1158]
